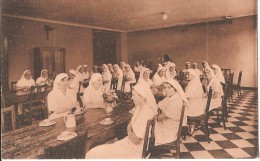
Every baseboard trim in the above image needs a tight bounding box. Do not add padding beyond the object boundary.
[240,86,258,91]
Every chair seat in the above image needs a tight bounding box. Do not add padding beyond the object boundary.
[153,141,177,150]
[210,106,222,112]
[187,114,205,120]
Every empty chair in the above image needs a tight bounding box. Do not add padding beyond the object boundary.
[11,81,17,92]
[227,72,234,102]
[22,84,48,123]
[44,131,87,159]
[235,71,243,98]
[187,87,213,143]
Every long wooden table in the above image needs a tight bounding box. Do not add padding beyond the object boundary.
[1,101,134,159]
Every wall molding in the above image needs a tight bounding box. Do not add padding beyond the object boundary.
[2,13,126,33]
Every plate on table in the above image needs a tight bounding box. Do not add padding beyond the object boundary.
[100,119,114,125]
[57,131,77,141]
[74,109,85,115]
[39,120,56,127]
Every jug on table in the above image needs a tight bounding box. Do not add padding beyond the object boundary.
[64,113,76,128]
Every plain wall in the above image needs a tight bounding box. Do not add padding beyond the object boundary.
[2,17,93,85]
[127,16,257,87]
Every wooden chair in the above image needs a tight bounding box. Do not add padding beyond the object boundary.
[209,83,229,130]
[1,93,16,132]
[187,87,213,143]
[22,85,48,123]
[150,105,185,159]
[234,71,243,98]
[77,82,84,108]
[227,72,234,102]
[44,131,88,159]
[221,68,231,83]
[11,81,17,91]
[142,105,186,159]
[142,115,157,159]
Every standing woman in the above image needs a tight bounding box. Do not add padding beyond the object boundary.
[123,64,136,93]
[120,62,127,75]
[211,64,225,84]
[102,64,112,91]
[202,67,223,111]
[76,65,84,83]
[16,70,36,91]
[67,69,80,99]
[36,69,49,85]
[47,73,78,120]
[166,63,178,80]
[83,73,106,109]
[113,64,124,90]
[82,65,90,80]
[86,83,157,159]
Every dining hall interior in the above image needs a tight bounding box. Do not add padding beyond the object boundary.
[1,0,258,159]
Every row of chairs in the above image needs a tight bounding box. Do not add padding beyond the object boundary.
[1,84,48,131]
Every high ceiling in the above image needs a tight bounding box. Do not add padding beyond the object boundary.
[1,0,257,32]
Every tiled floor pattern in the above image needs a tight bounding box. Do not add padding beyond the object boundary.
[156,90,258,159]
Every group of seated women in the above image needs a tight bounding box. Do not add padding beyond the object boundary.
[15,58,226,158]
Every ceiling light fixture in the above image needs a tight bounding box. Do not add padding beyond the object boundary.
[162,12,168,20]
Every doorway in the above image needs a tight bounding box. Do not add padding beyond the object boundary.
[93,30,118,66]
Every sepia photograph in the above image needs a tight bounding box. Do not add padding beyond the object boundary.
[0,0,258,159]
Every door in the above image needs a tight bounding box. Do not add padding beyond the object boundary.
[93,30,118,65]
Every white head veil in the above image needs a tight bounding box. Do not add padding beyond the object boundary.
[40,69,48,77]
[163,79,188,103]
[20,70,32,80]
[133,83,158,114]
[113,64,123,76]
[89,73,103,87]
[102,64,112,77]
[76,65,84,73]
[69,69,76,75]
[211,64,225,83]
[138,67,150,83]
[53,73,68,90]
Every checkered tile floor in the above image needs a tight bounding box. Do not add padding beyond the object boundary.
[158,90,259,159]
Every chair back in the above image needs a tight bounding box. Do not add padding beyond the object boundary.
[1,92,6,108]
[11,81,17,91]
[237,71,243,86]
[176,105,186,146]
[44,131,87,159]
[205,87,213,119]
[110,78,118,90]
[29,85,47,103]
[142,115,157,159]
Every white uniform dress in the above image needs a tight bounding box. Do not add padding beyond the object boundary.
[48,88,77,120]
[83,85,105,109]
[185,78,205,116]
[155,94,183,145]
[86,104,155,159]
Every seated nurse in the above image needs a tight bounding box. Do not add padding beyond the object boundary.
[47,73,78,120]
[86,82,157,159]
[154,79,186,145]
[83,73,106,109]
[16,70,36,91]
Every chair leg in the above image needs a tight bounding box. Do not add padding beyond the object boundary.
[216,111,220,124]
[11,106,17,130]
[176,146,180,159]
[221,111,227,130]
[204,122,210,143]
